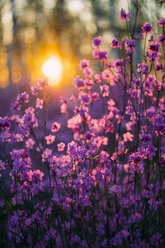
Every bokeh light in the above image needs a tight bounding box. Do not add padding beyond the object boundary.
[42,56,63,85]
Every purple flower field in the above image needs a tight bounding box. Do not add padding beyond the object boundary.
[0,8,165,248]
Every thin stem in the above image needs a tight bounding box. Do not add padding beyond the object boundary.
[130,54,133,87]
[126,20,130,40]
[143,34,147,62]
[29,126,41,152]
[163,26,165,72]
[43,87,47,141]
[132,0,139,38]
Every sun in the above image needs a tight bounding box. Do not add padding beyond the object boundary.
[42,56,63,85]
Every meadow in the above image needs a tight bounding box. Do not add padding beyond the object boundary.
[0,8,165,248]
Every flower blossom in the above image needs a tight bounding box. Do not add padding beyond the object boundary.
[120,8,130,21]
[36,98,43,109]
[57,142,65,152]
[100,85,109,97]
[158,18,165,27]
[79,59,90,70]
[111,38,122,49]
[92,36,103,48]
[141,22,152,34]
[51,122,61,132]
[45,135,55,145]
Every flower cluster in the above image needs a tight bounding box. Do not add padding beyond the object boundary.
[0,9,165,248]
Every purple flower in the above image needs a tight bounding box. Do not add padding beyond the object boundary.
[0,199,5,207]
[74,76,85,88]
[100,85,109,97]
[123,132,133,142]
[12,92,29,111]
[137,63,149,75]
[120,8,130,21]
[85,131,93,140]
[102,69,111,80]
[133,78,141,88]
[111,230,129,246]
[111,38,122,49]
[115,59,125,68]
[25,138,35,149]
[57,142,65,152]
[145,106,155,120]
[149,42,159,53]
[51,122,61,132]
[79,59,89,70]
[146,51,160,63]
[141,22,152,34]
[83,67,93,77]
[29,169,44,184]
[84,79,94,89]
[95,74,102,82]
[0,160,5,178]
[60,97,67,113]
[92,36,103,48]
[0,117,11,130]
[19,107,38,133]
[92,48,100,59]
[155,62,162,71]
[154,114,165,136]
[45,134,55,145]
[158,18,165,27]
[158,34,165,45]
[36,98,43,109]
[41,148,52,162]
[31,86,39,96]
[124,39,136,55]
[150,232,163,246]
[98,51,108,61]
[93,49,108,61]
[80,92,90,104]
[140,133,151,143]
[90,92,99,101]
[129,213,142,224]
[159,97,165,114]
[143,76,156,96]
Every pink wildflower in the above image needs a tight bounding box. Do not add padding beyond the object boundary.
[51,122,61,132]
[45,134,55,145]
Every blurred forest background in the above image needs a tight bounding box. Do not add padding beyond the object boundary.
[0,0,164,113]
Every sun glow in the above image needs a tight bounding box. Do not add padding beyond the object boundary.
[42,56,63,85]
